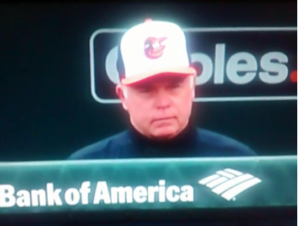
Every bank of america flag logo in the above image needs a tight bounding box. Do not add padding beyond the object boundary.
[198,168,261,201]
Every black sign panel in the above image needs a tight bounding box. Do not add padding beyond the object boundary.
[90,27,297,104]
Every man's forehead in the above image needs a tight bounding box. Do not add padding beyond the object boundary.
[128,74,188,87]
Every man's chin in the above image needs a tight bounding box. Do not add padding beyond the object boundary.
[150,126,179,140]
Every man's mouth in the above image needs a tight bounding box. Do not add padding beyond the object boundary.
[152,117,175,123]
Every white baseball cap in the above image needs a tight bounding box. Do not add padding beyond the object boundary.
[119,19,197,85]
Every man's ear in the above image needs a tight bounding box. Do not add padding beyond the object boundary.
[191,75,196,99]
[115,84,128,111]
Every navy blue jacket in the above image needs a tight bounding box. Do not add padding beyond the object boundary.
[68,125,256,159]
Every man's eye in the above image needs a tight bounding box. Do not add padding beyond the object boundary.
[168,83,181,88]
[139,88,152,92]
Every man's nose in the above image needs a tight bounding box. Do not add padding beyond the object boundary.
[155,89,171,109]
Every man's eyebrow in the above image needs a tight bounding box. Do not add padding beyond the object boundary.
[132,83,152,89]
[170,77,186,83]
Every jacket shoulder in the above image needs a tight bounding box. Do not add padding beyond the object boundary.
[196,128,257,156]
[67,131,129,160]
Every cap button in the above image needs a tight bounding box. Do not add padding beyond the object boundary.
[145,18,152,23]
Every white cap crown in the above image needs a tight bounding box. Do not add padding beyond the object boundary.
[120,20,190,79]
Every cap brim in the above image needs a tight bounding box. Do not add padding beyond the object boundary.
[121,66,197,85]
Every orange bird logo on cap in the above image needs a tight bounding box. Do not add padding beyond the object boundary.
[144,37,167,59]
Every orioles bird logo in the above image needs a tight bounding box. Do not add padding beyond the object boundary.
[144,37,167,59]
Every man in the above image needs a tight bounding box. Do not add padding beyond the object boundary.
[68,19,256,160]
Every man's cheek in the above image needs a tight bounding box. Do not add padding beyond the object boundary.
[138,110,149,123]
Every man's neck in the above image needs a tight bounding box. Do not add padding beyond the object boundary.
[128,122,197,148]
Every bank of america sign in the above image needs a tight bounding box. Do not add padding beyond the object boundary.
[199,168,262,201]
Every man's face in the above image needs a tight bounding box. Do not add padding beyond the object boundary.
[117,74,195,140]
